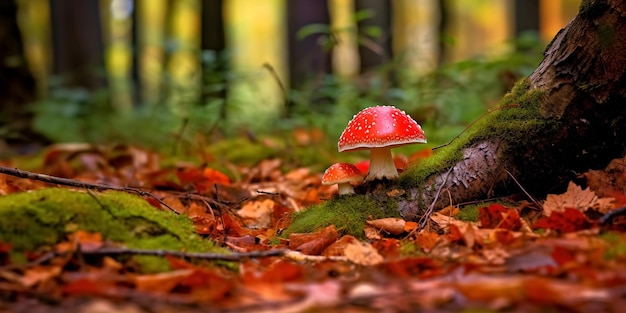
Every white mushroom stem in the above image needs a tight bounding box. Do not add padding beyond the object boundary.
[337,182,356,195]
[366,147,398,181]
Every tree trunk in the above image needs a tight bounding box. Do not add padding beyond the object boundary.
[200,0,227,113]
[393,0,626,221]
[0,0,47,152]
[49,0,107,89]
[286,0,332,90]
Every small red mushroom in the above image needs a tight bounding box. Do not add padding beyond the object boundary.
[338,106,426,181]
[321,163,364,195]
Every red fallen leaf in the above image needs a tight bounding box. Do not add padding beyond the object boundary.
[218,213,248,237]
[371,238,400,258]
[62,278,109,297]
[479,204,505,228]
[447,224,464,242]
[550,245,576,266]
[382,257,444,279]
[533,208,595,232]
[176,167,230,193]
[289,225,339,255]
[479,204,521,230]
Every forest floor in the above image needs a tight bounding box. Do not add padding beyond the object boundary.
[2,136,626,312]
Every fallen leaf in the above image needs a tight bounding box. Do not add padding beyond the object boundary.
[366,218,406,235]
[237,198,276,228]
[289,225,339,255]
[322,235,360,257]
[344,241,383,266]
[584,155,626,197]
[134,269,194,293]
[534,208,595,232]
[479,204,521,231]
[543,182,598,216]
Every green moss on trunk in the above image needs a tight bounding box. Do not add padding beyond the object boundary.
[0,188,226,272]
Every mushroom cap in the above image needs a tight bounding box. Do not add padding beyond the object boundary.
[338,105,426,152]
[321,163,364,185]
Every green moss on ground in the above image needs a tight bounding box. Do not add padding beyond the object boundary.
[284,194,400,238]
[0,188,226,272]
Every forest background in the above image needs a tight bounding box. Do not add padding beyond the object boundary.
[2,0,579,164]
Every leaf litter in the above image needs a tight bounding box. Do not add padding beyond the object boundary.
[2,144,626,312]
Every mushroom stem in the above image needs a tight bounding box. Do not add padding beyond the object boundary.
[337,182,356,195]
[366,147,398,181]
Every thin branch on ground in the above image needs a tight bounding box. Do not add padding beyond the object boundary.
[0,246,349,271]
[419,166,455,229]
[0,166,178,214]
[504,168,540,207]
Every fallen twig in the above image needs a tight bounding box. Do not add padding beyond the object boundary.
[0,166,178,214]
[419,166,454,230]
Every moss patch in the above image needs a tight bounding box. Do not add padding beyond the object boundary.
[284,194,400,238]
[0,188,226,272]
[400,79,547,187]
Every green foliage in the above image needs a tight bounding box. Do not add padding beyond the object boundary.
[31,33,545,167]
[0,188,227,272]
[284,194,400,238]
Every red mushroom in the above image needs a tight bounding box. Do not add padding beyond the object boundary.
[338,106,426,181]
[321,163,364,195]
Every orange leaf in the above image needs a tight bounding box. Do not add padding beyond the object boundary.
[366,218,406,235]
[203,168,230,185]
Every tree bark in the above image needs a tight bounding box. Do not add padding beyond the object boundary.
[286,0,332,90]
[393,0,626,221]
[0,0,47,151]
[49,0,107,89]
[200,0,227,111]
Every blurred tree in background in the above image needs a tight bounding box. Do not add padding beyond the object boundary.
[0,0,43,153]
[2,0,581,156]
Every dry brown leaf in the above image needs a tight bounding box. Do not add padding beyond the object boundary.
[584,155,626,197]
[237,199,276,228]
[430,212,476,229]
[542,182,598,216]
[322,235,360,257]
[366,217,406,235]
[363,225,382,240]
[344,241,383,266]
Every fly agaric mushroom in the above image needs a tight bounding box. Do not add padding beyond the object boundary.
[338,106,426,181]
[321,163,364,195]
